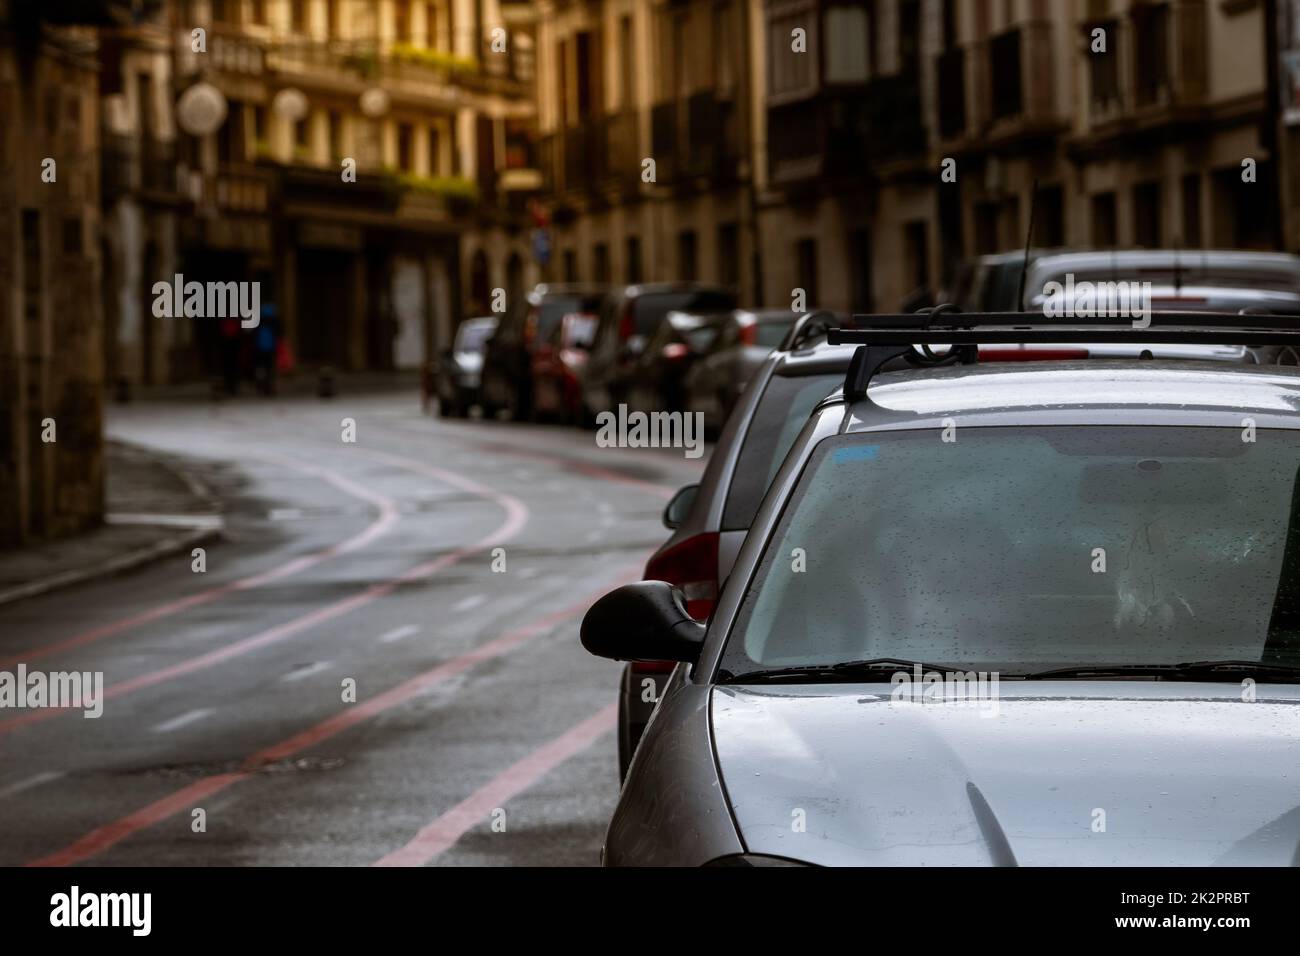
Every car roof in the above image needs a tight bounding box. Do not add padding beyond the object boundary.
[835,361,1300,432]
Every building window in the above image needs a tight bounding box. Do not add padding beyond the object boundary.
[329,0,343,38]
[796,238,819,306]
[291,0,306,32]
[328,110,342,160]
[717,223,739,289]
[293,114,309,155]
[1133,181,1162,247]
[1091,192,1118,248]
[767,5,815,99]
[620,15,635,110]
[397,123,414,171]
[1038,185,1065,247]
[593,243,610,283]
[678,230,698,282]
[428,128,441,174]
[1181,173,1202,247]
[897,0,921,78]
[989,28,1023,120]
[211,0,232,24]
[62,216,82,257]
[563,249,578,282]
[1087,19,1121,110]
[1132,2,1170,107]
[250,0,266,25]
[625,236,642,283]
[395,0,411,42]
[824,4,870,83]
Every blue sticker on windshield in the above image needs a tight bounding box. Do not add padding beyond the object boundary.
[833,445,879,463]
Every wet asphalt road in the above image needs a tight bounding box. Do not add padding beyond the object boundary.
[0,390,704,866]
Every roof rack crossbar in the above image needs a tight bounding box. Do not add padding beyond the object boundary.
[829,310,1300,397]
[841,310,1300,333]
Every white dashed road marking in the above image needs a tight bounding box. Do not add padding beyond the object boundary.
[378,625,418,644]
[0,771,65,800]
[153,708,214,734]
[280,661,333,682]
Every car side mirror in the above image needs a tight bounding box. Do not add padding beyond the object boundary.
[581,581,706,664]
[662,483,699,530]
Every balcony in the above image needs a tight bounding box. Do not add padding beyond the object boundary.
[650,92,740,187]
[975,20,1063,142]
[101,135,183,203]
[601,110,640,192]
[768,78,926,187]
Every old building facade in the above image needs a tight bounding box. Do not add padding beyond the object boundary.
[533,0,1283,315]
[0,2,112,546]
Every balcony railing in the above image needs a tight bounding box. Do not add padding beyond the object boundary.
[650,92,739,185]
[768,77,925,186]
[102,135,181,202]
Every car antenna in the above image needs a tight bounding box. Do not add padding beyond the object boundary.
[1015,178,1039,312]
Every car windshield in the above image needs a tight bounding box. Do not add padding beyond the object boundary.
[634,291,736,335]
[722,426,1300,675]
[721,372,842,531]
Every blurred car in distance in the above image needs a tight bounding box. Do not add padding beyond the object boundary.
[946,249,1070,312]
[1024,249,1300,302]
[684,308,807,436]
[531,309,599,424]
[433,316,497,417]
[623,310,725,414]
[580,283,737,424]
[480,284,607,421]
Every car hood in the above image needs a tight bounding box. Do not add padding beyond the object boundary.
[711,683,1300,866]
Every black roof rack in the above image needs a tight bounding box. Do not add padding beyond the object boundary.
[830,309,1300,400]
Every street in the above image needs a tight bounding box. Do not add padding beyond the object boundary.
[0,391,703,866]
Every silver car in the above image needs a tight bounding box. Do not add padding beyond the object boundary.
[585,313,1300,866]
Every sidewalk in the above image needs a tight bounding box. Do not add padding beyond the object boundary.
[0,441,223,607]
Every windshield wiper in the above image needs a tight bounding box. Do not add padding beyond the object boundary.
[1020,660,1300,682]
[718,658,952,685]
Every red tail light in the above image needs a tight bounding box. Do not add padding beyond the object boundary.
[739,323,757,346]
[977,347,1089,362]
[618,305,635,340]
[661,342,690,361]
[644,531,719,621]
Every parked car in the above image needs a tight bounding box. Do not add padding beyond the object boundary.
[684,309,812,436]
[530,309,598,424]
[618,317,858,780]
[480,284,607,421]
[580,283,737,424]
[1023,249,1300,305]
[945,249,1070,312]
[433,316,497,417]
[623,310,726,415]
[586,310,1300,865]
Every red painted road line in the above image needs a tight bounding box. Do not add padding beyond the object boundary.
[372,703,618,867]
[0,455,529,737]
[0,456,400,669]
[26,571,636,867]
[391,424,678,502]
